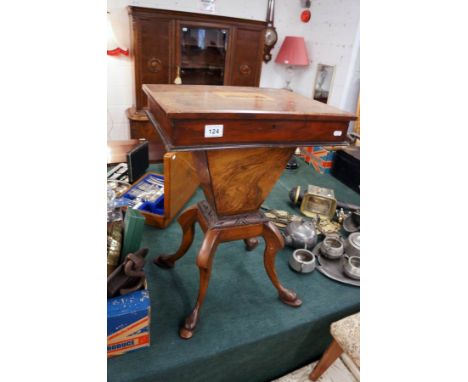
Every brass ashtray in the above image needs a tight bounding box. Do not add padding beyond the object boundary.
[300,185,337,219]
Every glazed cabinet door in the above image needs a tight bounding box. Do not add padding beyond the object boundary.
[134,17,173,109]
[176,21,231,86]
[229,27,263,87]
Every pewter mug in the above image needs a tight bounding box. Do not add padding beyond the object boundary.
[344,232,360,257]
[289,249,316,273]
[320,235,344,259]
[343,255,360,280]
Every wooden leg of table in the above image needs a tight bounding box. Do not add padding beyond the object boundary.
[244,237,259,251]
[179,229,220,339]
[154,205,198,268]
[309,339,343,381]
[262,221,302,307]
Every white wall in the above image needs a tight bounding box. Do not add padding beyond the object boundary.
[107,0,360,139]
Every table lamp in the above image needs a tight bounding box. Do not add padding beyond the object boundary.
[275,36,309,91]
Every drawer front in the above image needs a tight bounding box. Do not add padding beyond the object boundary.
[171,119,349,148]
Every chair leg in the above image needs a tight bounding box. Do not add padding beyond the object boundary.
[309,339,343,381]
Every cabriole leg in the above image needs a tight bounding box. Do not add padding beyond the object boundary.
[179,229,220,339]
[262,221,302,307]
[154,205,198,268]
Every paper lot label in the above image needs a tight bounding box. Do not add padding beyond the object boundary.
[205,124,224,138]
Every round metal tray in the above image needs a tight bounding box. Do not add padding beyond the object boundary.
[312,242,360,287]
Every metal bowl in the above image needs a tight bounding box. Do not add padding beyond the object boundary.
[344,232,360,257]
[343,211,360,233]
[320,235,344,259]
[289,249,316,273]
[343,255,360,280]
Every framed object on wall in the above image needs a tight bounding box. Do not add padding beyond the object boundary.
[313,64,335,104]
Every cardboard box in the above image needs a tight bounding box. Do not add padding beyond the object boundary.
[107,290,151,358]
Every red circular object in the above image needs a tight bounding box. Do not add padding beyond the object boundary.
[301,10,311,23]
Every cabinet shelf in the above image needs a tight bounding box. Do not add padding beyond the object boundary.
[182,43,226,49]
[181,63,225,70]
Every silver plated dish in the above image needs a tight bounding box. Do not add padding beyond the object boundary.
[344,232,360,257]
[320,234,344,259]
[289,249,316,274]
[343,211,360,233]
[343,255,360,280]
[312,242,360,287]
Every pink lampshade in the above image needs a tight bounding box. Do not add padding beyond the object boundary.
[275,36,309,66]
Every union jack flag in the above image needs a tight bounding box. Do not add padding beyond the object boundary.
[301,146,336,174]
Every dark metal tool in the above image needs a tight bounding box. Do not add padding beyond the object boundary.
[336,201,360,211]
[107,248,148,298]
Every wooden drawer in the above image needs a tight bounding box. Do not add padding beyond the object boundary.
[108,140,199,228]
[129,151,199,228]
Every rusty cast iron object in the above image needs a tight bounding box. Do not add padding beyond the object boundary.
[107,248,148,298]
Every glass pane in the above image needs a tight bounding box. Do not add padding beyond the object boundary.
[180,26,228,85]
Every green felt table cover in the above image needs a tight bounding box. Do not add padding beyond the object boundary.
[108,158,360,382]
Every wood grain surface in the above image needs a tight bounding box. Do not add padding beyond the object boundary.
[206,147,294,215]
[144,85,356,151]
[143,84,356,120]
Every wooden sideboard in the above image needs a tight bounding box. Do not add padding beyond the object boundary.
[127,6,267,159]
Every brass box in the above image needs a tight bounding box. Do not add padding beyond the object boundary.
[300,185,337,219]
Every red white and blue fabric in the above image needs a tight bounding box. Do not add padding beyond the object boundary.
[301,146,335,174]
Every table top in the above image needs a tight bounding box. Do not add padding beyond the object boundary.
[143,84,356,121]
[143,85,356,151]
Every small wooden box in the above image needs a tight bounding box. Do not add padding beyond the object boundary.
[123,151,199,228]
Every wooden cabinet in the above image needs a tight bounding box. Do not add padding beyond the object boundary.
[229,27,264,86]
[127,6,266,154]
[136,17,173,109]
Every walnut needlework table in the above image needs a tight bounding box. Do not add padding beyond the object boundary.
[144,84,356,339]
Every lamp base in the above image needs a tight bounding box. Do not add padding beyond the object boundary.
[283,83,294,92]
[283,65,294,92]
